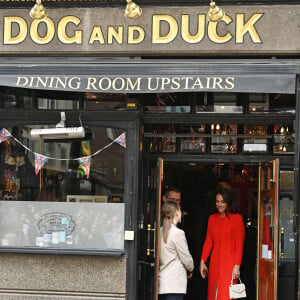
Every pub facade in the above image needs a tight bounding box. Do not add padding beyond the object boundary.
[0,1,299,299]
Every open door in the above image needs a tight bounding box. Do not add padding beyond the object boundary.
[153,158,163,300]
[257,159,279,299]
[138,158,163,300]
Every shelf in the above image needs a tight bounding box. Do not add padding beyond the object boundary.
[142,113,295,125]
[144,133,273,138]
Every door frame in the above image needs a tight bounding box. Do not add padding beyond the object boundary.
[138,156,282,300]
[257,159,279,300]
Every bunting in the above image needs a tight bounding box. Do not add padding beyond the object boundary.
[77,156,91,178]
[35,153,48,175]
[81,140,91,156]
[114,132,126,148]
[0,128,12,143]
[0,128,126,176]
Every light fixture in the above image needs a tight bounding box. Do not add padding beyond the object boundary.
[30,0,47,20]
[30,112,85,140]
[125,0,142,18]
[207,0,224,23]
[30,127,85,140]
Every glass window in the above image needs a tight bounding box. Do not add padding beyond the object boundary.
[0,86,129,111]
[262,196,274,259]
[211,124,237,154]
[144,93,191,113]
[196,92,242,113]
[84,92,128,110]
[243,125,268,153]
[249,93,269,113]
[279,170,295,260]
[273,124,295,154]
[279,195,294,259]
[0,125,126,252]
[249,93,296,114]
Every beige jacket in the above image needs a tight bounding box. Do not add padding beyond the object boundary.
[158,224,194,295]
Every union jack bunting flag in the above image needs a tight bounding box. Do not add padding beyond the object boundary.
[114,132,126,148]
[34,153,48,175]
[0,128,12,143]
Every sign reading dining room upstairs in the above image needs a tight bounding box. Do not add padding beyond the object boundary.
[0,5,299,55]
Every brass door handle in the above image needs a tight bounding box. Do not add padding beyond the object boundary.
[146,224,156,256]
[280,227,285,260]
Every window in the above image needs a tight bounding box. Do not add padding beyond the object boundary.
[0,86,128,111]
[0,125,126,252]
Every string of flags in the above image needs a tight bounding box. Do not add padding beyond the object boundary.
[0,128,126,178]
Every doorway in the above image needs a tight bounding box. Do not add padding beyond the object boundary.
[161,161,259,300]
[139,159,280,300]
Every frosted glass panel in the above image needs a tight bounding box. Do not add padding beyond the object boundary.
[0,201,124,251]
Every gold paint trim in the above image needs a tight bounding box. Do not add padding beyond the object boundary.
[0,0,125,3]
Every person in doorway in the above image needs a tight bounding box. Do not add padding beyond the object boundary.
[163,187,190,229]
[163,187,181,205]
[200,185,245,300]
[159,201,194,300]
[205,181,233,216]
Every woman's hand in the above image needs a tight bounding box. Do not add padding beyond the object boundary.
[200,260,208,279]
[187,271,193,279]
[232,264,240,280]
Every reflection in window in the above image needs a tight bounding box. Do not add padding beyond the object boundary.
[0,201,125,250]
[262,197,273,259]
[196,92,242,113]
[249,93,296,114]
[0,125,125,202]
[0,86,129,111]
[279,196,294,259]
[144,93,192,113]
[0,125,126,251]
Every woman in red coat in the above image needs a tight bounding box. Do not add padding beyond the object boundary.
[200,186,245,300]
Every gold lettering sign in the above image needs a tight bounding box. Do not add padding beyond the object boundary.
[2,12,264,47]
[4,17,27,44]
[152,15,178,44]
[128,26,145,44]
[236,13,263,43]
[57,16,82,44]
[181,14,205,43]
[30,18,55,44]
[208,15,232,43]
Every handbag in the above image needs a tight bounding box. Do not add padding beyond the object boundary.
[229,278,247,299]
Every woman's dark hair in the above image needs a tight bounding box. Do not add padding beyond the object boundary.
[214,185,238,214]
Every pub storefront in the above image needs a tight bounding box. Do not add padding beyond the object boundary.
[0,2,299,300]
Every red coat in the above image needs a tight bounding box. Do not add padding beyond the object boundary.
[201,212,245,300]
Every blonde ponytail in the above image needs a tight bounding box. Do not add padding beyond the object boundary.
[161,201,177,243]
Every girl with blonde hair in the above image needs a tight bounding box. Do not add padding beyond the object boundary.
[159,201,194,300]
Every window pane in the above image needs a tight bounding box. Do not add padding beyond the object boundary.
[249,93,296,114]
[279,170,295,260]
[144,93,191,113]
[0,201,124,250]
[0,125,126,251]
